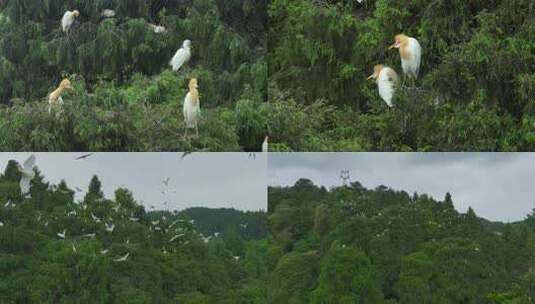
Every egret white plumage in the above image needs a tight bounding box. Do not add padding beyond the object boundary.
[169,234,184,243]
[105,223,115,232]
[101,9,115,18]
[389,34,422,80]
[0,221,3,227]
[367,64,399,107]
[91,213,101,222]
[48,79,73,114]
[61,10,80,33]
[169,40,191,71]
[57,229,66,239]
[114,253,130,262]
[83,233,96,238]
[262,136,268,152]
[129,217,139,222]
[149,24,167,33]
[17,155,36,195]
[72,243,76,252]
[183,78,201,137]
[101,249,109,254]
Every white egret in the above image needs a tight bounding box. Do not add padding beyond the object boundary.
[0,221,3,227]
[169,40,191,71]
[17,155,36,195]
[101,249,109,254]
[48,79,73,114]
[262,136,268,152]
[389,34,422,80]
[61,10,80,33]
[57,229,66,239]
[105,223,115,232]
[101,9,115,18]
[83,233,96,238]
[367,64,399,107]
[114,253,130,262]
[183,78,201,137]
[149,24,167,33]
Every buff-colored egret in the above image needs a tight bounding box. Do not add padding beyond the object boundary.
[48,79,73,114]
[183,78,201,137]
[367,64,399,107]
[389,34,422,80]
[61,10,80,33]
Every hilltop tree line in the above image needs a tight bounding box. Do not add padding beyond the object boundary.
[0,0,267,151]
[268,0,535,151]
[0,161,267,303]
[267,179,535,303]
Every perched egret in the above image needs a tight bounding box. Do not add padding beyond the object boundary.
[101,249,109,254]
[57,229,66,239]
[83,233,96,238]
[169,234,184,243]
[61,10,80,33]
[240,223,248,229]
[0,221,3,227]
[114,253,130,262]
[48,79,73,114]
[262,136,268,152]
[129,217,139,222]
[151,220,160,226]
[72,243,76,252]
[105,223,115,232]
[389,34,422,80]
[91,213,101,222]
[183,78,201,137]
[169,40,191,71]
[149,24,167,33]
[17,155,36,195]
[201,235,211,243]
[101,9,115,18]
[367,64,399,107]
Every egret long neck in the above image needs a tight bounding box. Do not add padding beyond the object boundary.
[190,88,199,105]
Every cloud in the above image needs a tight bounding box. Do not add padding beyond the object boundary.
[269,153,535,222]
[0,153,267,212]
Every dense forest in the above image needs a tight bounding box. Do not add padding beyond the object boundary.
[0,0,267,151]
[268,0,535,151]
[268,179,535,303]
[0,161,267,303]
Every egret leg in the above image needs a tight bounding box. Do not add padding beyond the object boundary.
[195,123,199,137]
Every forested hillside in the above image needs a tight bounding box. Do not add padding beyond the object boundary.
[267,179,535,303]
[180,207,267,240]
[0,161,267,303]
[0,0,267,151]
[268,0,535,151]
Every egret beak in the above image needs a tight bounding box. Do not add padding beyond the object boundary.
[367,74,375,80]
[388,43,396,50]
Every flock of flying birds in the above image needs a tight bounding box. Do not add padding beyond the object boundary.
[0,154,248,262]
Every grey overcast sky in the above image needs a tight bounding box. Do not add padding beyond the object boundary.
[269,153,535,222]
[0,153,267,212]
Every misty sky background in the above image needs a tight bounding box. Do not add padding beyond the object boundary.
[269,153,535,222]
[0,153,267,212]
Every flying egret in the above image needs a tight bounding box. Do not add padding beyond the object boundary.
[75,153,93,160]
[169,40,191,71]
[262,136,268,152]
[163,177,170,186]
[57,229,66,239]
[113,253,130,262]
[61,10,79,33]
[389,34,422,80]
[367,64,399,107]
[17,155,36,195]
[48,79,73,114]
[149,24,167,33]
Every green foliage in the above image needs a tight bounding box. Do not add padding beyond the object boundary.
[268,0,535,151]
[0,163,267,302]
[0,0,266,151]
[268,179,535,302]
